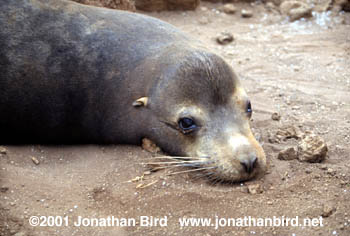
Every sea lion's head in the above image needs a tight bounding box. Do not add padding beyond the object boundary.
[133,49,266,182]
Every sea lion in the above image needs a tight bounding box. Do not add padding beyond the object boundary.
[0,0,266,182]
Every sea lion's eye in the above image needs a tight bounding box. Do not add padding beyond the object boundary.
[178,117,197,134]
[246,101,252,118]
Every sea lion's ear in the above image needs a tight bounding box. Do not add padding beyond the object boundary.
[132,97,148,107]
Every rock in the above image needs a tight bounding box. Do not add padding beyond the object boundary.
[297,134,328,163]
[247,184,263,194]
[221,3,236,14]
[275,125,303,141]
[340,0,350,11]
[216,32,234,45]
[202,0,222,2]
[0,146,7,154]
[280,1,313,21]
[319,165,329,170]
[135,0,165,11]
[14,232,28,236]
[72,0,136,11]
[268,132,281,143]
[268,0,283,6]
[271,112,281,121]
[314,0,333,12]
[241,9,253,18]
[266,2,279,12]
[135,0,200,11]
[198,16,211,25]
[335,0,350,11]
[278,147,298,160]
[266,2,276,9]
[163,0,200,11]
[142,138,161,154]
[31,156,40,165]
[326,168,336,176]
[0,186,9,193]
[321,204,336,217]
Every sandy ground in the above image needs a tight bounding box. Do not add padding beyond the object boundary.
[1,2,350,236]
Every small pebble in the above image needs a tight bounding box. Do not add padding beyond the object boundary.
[0,186,9,192]
[198,16,210,25]
[241,9,253,18]
[216,32,234,45]
[142,138,161,154]
[14,232,27,236]
[280,1,312,21]
[247,184,263,194]
[271,112,281,121]
[278,147,298,161]
[31,156,40,165]
[0,146,7,154]
[326,168,336,176]
[221,3,236,14]
[320,165,329,170]
[266,2,276,11]
[322,204,336,217]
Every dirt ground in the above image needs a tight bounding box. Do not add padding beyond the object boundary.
[1,2,350,236]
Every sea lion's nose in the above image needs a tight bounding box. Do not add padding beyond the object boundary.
[240,156,257,174]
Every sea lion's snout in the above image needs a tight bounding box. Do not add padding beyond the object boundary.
[226,133,266,179]
[230,135,259,174]
[240,156,257,174]
[187,130,266,182]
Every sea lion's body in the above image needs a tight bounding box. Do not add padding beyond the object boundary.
[0,0,196,143]
[0,0,266,182]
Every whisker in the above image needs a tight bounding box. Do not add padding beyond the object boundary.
[167,167,215,176]
[153,156,209,160]
[192,171,215,181]
[147,164,185,170]
[146,160,207,165]
[197,171,216,178]
[210,176,221,186]
[141,155,220,182]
